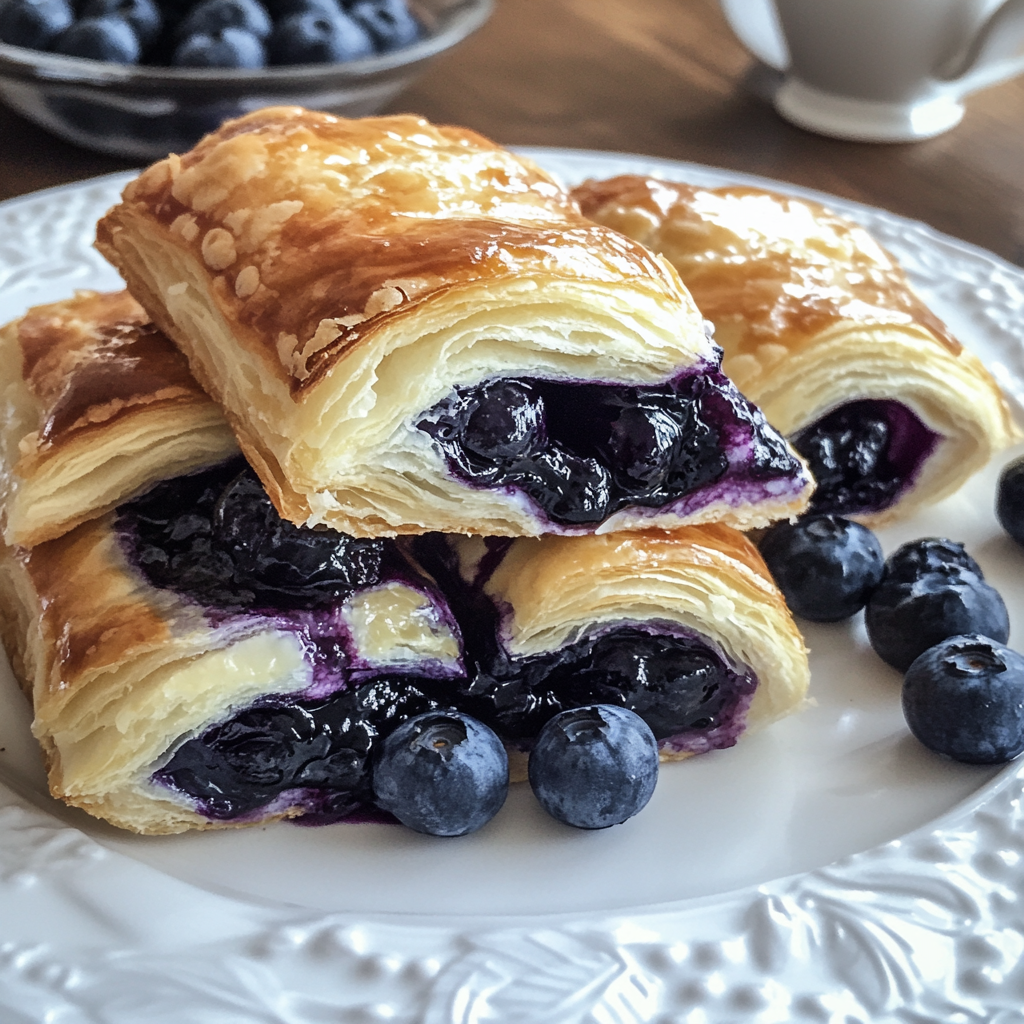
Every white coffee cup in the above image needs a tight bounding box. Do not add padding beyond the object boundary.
[720,0,1024,141]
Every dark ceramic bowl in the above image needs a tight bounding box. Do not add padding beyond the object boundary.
[0,0,492,159]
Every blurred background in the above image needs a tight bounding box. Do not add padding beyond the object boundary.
[2,0,1023,265]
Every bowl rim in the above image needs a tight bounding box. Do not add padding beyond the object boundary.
[0,0,493,86]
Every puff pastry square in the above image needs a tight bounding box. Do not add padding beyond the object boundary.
[0,460,808,834]
[413,527,809,767]
[95,107,812,537]
[0,289,238,547]
[0,457,469,834]
[573,176,1020,524]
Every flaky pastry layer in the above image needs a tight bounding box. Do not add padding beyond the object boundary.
[573,175,1020,524]
[95,108,809,536]
[0,290,237,547]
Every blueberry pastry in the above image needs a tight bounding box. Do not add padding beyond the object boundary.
[573,176,1020,524]
[0,290,237,547]
[412,525,810,776]
[0,459,808,833]
[0,457,468,834]
[95,107,812,538]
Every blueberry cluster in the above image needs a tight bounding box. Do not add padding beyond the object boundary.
[119,457,387,609]
[373,703,658,835]
[792,399,936,517]
[461,627,743,745]
[758,509,1024,766]
[418,375,796,527]
[0,0,420,67]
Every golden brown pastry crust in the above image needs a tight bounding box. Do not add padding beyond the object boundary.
[96,108,810,537]
[0,290,237,547]
[573,175,1020,523]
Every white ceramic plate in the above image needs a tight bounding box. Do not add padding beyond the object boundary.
[3,150,1024,1022]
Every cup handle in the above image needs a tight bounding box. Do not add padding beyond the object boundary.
[719,0,790,71]
[934,0,1024,94]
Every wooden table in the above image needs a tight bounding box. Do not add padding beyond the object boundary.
[2,0,1023,266]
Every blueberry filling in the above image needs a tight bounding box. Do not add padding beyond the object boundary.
[119,458,388,610]
[155,622,754,819]
[459,626,755,750]
[417,373,801,525]
[154,677,446,820]
[792,400,940,516]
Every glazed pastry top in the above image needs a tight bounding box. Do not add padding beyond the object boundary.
[13,290,205,454]
[98,109,702,393]
[572,175,960,359]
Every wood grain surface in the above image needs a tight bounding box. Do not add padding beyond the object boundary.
[1,0,1023,265]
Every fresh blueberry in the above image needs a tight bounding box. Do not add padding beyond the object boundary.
[172,24,264,64]
[0,0,73,48]
[372,710,509,836]
[903,634,1024,764]
[529,705,658,829]
[175,0,270,39]
[81,0,161,46]
[54,15,141,60]
[212,466,384,605]
[348,0,418,51]
[879,536,983,585]
[267,6,371,61]
[757,515,884,622]
[866,539,1010,672]
[997,455,1024,548]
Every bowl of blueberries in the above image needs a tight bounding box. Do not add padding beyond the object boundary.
[0,0,492,157]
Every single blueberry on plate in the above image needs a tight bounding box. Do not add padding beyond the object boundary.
[0,0,73,48]
[997,455,1024,547]
[372,710,509,836]
[175,0,271,38]
[268,6,372,61]
[866,538,1010,672]
[349,0,418,51]
[54,15,141,61]
[903,634,1024,764]
[82,0,162,46]
[172,24,265,64]
[528,704,659,829]
[758,515,884,622]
